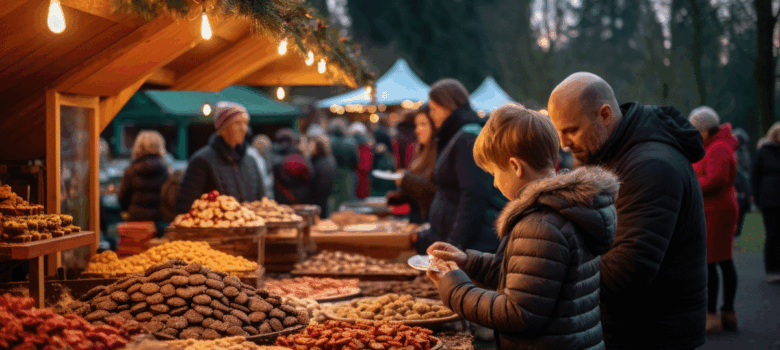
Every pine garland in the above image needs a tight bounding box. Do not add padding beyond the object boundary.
[113,0,375,86]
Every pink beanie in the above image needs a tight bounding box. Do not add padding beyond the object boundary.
[214,101,248,129]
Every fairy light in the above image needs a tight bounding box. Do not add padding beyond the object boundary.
[318,59,326,74]
[276,87,285,100]
[47,0,66,34]
[278,39,288,56]
[201,13,212,40]
[305,51,314,66]
[202,104,212,116]
[370,114,379,123]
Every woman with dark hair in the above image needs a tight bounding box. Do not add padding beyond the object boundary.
[307,134,338,218]
[425,79,504,253]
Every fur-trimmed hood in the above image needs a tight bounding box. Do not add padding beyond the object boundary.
[496,166,620,255]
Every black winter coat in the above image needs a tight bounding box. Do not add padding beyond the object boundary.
[587,102,707,350]
[310,154,338,217]
[429,104,505,253]
[175,134,264,214]
[751,143,780,209]
[118,155,170,222]
[272,145,314,205]
[439,167,618,350]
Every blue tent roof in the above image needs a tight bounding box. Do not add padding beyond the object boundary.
[470,77,516,113]
[317,59,429,107]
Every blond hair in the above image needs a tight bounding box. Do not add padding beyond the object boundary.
[474,104,559,172]
[131,130,166,160]
[759,122,780,149]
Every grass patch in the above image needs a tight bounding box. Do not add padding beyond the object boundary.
[733,211,766,253]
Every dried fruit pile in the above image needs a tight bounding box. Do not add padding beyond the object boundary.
[244,198,302,223]
[360,276,440,299]
[173,191,265,228]
[276,320,437,350]
[331,294,455,322]
[68,260,308,340]
[293,251,419,276]
[0,294,144,350]
[436,332,474,350]
[264,277,359,300]
[85,241,258,276]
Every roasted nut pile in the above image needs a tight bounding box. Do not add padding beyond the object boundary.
[264,277,359,300]
[436,332,474,350]
[68,260,308,340]
[281,295,330,324]
[0,294,144,350]
[0,213,79,243]
[85,241,258,275]
[276,320,437,350]
[360,276,440,299]
[331,294,455,322]
[173,191,265,228]
[127,336,290,350]
[293,251,419,276]
[244,198,302,223]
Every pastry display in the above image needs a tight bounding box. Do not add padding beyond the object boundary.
[276,320,438,350]
[281,295,330,324]
[85,241,258,276]
[360,276,440,299]
[172,191,265,228]
[0,214,79,243]
[329,294,455,322]
[328,211,379,228]
[244,198,302,223]
[0,294,144,350]
[292,251,420,276]
[68,260,309,340]
[0,184,44,216]
[264,277,360,301]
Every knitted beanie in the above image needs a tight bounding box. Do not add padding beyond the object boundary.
[214,101,248,129]
[688,106,720,130]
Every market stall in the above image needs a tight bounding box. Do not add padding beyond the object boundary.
[470,76,517,118]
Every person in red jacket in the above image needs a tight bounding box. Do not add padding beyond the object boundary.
[689,106,740,334]
[349,122,373,199]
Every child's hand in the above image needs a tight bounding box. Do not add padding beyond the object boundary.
[427,260,460,289]
[427,242,467,267]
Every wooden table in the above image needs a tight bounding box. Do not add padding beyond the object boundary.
[0,231,96,308]
[311,229,414,260]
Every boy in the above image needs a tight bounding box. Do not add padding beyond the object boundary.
[427,104,618,349]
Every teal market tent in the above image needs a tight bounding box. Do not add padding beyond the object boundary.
[317,59,429,107]
[111,86,303,159]
[470,77,516,114]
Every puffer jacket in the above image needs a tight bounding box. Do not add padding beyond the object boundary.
[118,155,170,222]
[439,167,619,350]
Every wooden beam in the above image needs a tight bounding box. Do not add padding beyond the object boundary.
[240,55,358,88]
[171,34,279,91]
[60,0,145,27]
[146,68,176,86]
[0,0,32,20]
[99,71,153,131]
[45,90,61,215]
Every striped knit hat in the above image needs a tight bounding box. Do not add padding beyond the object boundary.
[214,101,248,129]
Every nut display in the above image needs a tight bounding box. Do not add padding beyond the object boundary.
[126,336,290,350]
[264,277,360,300]
[276,320,437,350]
[0,294,144,350]
[0,213,79,243]
[330,294,455,322]
[173,191,265,228]
[0,184,44,216]
[293,251,420,276]
[360,276,440,299]
[85,241,258,275]
[436,332,474,350]
[244,198,302,223]
[281,295,330,324]
[328,211,379,228]
[69,260,308,340]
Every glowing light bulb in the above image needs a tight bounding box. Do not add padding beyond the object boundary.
[201,13,212,40]
[366,86,372,95]
[47,0,66,34]
[318,59,326,74]
[276,87,285,100]
[305,51,314,66]
[278,39,288,56]
[370,113,379,123]
[202,104,212,116]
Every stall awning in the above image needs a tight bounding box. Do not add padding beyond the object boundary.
[470,77,516,113]
[317,59,429,108]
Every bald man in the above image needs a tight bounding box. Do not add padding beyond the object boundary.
[548,73,708,350]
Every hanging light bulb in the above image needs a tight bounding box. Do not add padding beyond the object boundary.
[366,86,372,95]
[201,13,212,40]
[305,51,314,66]
[278,39,288,56]
[47,0,66,34]
[318,59,326,74]
[276,87,285,100]
[202,104,212,116]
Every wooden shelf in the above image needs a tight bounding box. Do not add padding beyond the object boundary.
[0,231,96,260]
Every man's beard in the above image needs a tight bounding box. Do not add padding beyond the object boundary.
[572,124,609,166]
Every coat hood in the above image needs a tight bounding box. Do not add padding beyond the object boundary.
[592,102,706,165]
[496,166,619,255]
[705,124,738,151]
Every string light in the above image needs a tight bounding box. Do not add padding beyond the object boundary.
[202,104,212,116]
[276,87,285,100]
[370,113,379,123]
[201,13,212,40]
[47,0,66,34]
[318,59,326,74]
[305,51,314,66]
[278,39,288,56]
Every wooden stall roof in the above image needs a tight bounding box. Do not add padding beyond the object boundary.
[0,0,357,162]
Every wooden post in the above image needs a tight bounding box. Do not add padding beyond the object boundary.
[89,101,100,256]
[45,90,62,277]
[29,256,45,308]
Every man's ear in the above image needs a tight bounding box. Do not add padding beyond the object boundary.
[599,104,613,125]
[509,157,523,178]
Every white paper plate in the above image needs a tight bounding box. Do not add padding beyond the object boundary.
[408,255,439,272]
[372,169,402,181]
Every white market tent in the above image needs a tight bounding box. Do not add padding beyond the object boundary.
[470,77,516,114]
[317,59,429,108]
